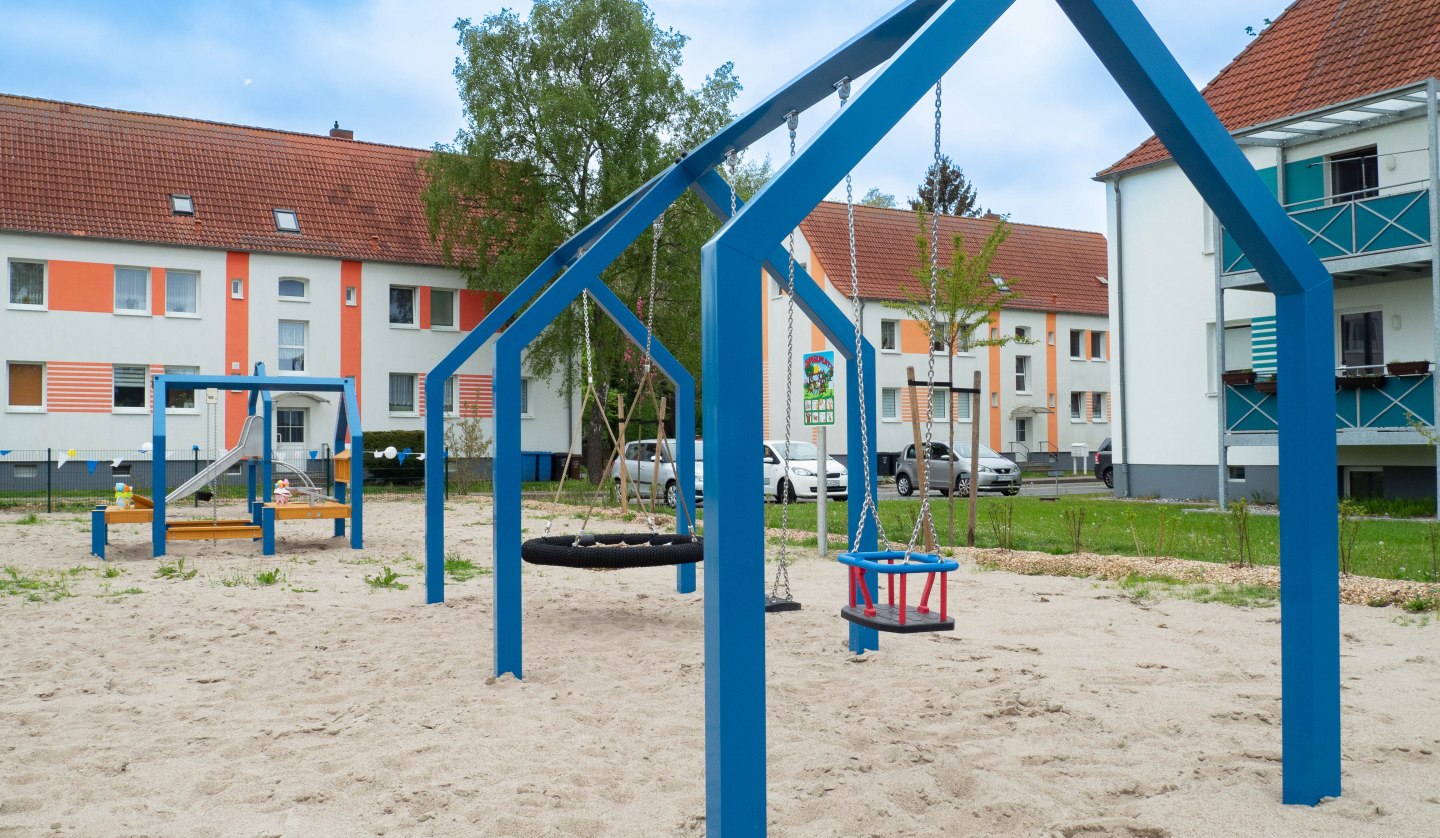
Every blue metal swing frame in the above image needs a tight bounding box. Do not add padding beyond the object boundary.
[423,0,1343,830]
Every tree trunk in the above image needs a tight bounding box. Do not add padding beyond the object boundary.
[967,370,981,547]
[947,349,956,550]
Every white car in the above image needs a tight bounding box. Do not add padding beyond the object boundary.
[610,438,702,508]
[763,440,848,503]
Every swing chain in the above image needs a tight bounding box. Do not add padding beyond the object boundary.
[645,213,664,374]
[771,110,800,604]
[581,291,595,386]
[907,79,945,559]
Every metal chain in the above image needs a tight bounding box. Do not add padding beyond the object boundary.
[645,213,664,373]
[581,291,595,385]
[771,111,800,603]
[836,78,889,552]
[907,80,945,559]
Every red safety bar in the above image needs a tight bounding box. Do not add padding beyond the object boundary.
[849,562,949,625]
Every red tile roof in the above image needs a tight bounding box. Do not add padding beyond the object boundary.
[0,94,446,265]
[1100,0,1440,178]
[798,202,1108,316]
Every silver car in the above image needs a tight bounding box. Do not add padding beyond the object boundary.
[610,438,702,508]
[894,441,1021,497]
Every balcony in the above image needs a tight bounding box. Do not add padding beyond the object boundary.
[1224,371,1434,444]
[1221,184,1432,279]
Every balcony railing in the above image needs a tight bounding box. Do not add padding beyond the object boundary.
[1221,183,1432,275]
[1224,372,1433,435]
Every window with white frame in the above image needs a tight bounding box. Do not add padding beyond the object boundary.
[1091,392,1107,422]
[931,321,948,354]
[520,377,531,416]
[112,365,147,410]
[276,408,306,444]
[165,270,198,315]
[1014,417,1027,443]
[431,289,456,329]
[278,277,308,301]
[1069,329,1084,359]
[930,388,948,421]
[444,375,457,415]
[1014,325,1030,342]
[955,389,971,421]
[1090,330,1107,360]
[8,260,45,307]
[881,387,898,420]
[273,209,300,233]
[880,319,898,351]
[170,194,194,215]
[1070,391,1083,420]
[389,286,417,326]
[114,266,149,313]
[389,373,417,414]
[278,320,307,372]
[7,362,44,410]
[164,365,199,410]
[1015,355,1030,392]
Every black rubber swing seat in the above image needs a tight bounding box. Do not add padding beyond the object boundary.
[520,533,704,569]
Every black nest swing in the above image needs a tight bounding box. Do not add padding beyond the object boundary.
[521,533,703,569]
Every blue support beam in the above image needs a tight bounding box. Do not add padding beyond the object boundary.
[1055,0,1340,805]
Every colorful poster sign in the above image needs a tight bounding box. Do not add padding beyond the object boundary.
[802,350,836,426]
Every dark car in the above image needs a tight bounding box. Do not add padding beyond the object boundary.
[1093,438,1113,489]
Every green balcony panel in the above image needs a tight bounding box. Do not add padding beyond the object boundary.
[1226,374,1434,435]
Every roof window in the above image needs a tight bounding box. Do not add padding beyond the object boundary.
[170,194,194,215]
[273,209,301,233]
[990,275,1011,293]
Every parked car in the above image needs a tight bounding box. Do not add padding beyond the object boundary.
[762,440,848,502]
[610,438,702,508]
[1093,437,1113,489]
[894,441,1021,497]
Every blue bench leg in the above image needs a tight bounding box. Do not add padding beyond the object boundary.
[262,506,276,556]
[91,506,106,560]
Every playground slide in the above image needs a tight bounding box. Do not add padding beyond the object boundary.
[165,415,266,504]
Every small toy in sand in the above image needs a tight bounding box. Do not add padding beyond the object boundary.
[274,478,291,505]
[114,483,133,509]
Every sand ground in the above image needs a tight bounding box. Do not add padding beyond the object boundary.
[1,496,1438,837]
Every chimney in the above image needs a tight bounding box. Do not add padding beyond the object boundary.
[329,120,354,140]
[983,211,1000,220]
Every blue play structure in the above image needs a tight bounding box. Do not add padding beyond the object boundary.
[90,363,362,559]
[424,0,1342,829]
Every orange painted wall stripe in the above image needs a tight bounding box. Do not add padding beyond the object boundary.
[459,289,502,332]
[899,320,930,354]
[47,261,113,313]
[150,269,165,316]
[418,285,431,330]
[987,313,1002,451]
[1045,312,1058,451]
[224,252,250,447]
[340,260,363,412]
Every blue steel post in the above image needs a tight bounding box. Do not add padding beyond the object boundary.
[847,340,880,654]
[91,506,106,559]
[423,375,446,601]
[701,241,767,835]
[674,376,697,594]
[261,393,274,504]
[152,377,167,557]
[1054,0,1341,804]
[261,505,276,555]
[343,379,363,549]
[493,342,524,678]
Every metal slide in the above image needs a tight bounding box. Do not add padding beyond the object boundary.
[165,414,266,504]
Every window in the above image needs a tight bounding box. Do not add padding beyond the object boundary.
[991,275,1011,293]
[7,362,44,410]
[1330,146,1378,203]
[955,390,971,421]
[431,289,456,329]
[231,279,244,299]
[880,319,897,351]
[345,286,357,306]
[1046,330,1055,346]
[111,463,132,478]
[165,270,198,315]
[1090,331,1106,360]
[930,388,948,421]
[273,209,301,233]
[1014,418,1028,443]
[13,464,38,479]
[1340,310,1383,371]
[278,320,307,372]
[1227,466,1247,482]
[444,375,457,415]
[170,194,194,215]
[114,266,149,313]
[520,377,531,416]
[8,260,44,307]
[1069,329,1084,359]
[931,321,948,354]
[1070,392,1083,420]
[276,409,306,444]
[1014,326,1029,342]
[113,365,147,410]
[164,365,198,410]
[389,373,417,414]
[1091,392,1107,422]
[881,387,898,420]
[278,277,308,300]
[1015,356,1030,392]
[389,286,417,326]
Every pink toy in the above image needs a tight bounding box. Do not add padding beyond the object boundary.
[274,478,291,504]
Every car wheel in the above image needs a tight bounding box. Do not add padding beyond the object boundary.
[665,481,678,508]
[895,473,913,497]
[777,478,797,504]
[1103,468,1114,489]
[956,474,971,496]
[1003,485,1020,497]
[834,495,847,502]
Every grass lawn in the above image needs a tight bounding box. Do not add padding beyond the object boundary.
[744,496,1440,584]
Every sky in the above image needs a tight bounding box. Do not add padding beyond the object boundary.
[0,0,1289,234]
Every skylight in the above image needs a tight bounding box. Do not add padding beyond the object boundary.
[170,194,194,215]
[273,209,301,233]
[990,275,1011,293]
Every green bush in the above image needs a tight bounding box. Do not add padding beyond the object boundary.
[361,430,426,484]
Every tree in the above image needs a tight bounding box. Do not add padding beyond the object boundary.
[421,0,741,481]
[860,187,898,209]
[900,213,1029,547]
[910,155,984,217]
